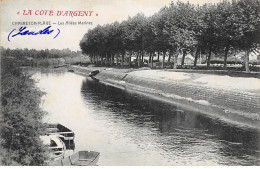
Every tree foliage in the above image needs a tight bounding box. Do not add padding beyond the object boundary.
[0,47,80,59]
[80,0,260,72]
[0,54,48,165]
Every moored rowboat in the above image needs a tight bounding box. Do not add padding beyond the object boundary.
[44,123,75,150]
[48,151,100,166]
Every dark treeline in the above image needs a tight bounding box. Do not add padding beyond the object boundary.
[0,47,80,59]
[0,47,90,67]
[80,0,260,72]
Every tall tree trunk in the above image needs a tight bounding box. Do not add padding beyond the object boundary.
[157,51,160,61]
[129,56,131,66]
[151,52,154,68]
[162,51,166,69]
[107,54,110,66]
[116,53,119,66]
[181,49,187,68]
[105,53,108,66]
[129,51,132,67]
[120,53,123,67]
[168,49,173,62]
[121,51,124,67]
[141,50,144,63]
[244,50,250,73]
[206,48,212,69]
[100,54,103,65]
[193,47,200,68]
[111,53,114,65]
[137,50,141,67]
[149,52,152,63]
[223,46,230,70]
[173,49,179,69]
[90,55,93,64]
[103,54,105,65]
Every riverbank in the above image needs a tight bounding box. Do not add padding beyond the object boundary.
[71,65,260,129]
[0,58,47,165]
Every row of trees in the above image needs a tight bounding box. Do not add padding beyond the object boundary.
[0,47,81,59]
[80,0,260,72]
[0,47,90,67]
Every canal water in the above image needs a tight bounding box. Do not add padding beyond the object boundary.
[33,71,260,166]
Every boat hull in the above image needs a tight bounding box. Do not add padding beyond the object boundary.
[48,151,100,166]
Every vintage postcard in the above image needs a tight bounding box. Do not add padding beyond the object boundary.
[0,0,260,166]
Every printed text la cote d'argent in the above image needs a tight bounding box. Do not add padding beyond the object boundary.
[18,10,98,17]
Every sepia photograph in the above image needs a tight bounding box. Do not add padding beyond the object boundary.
[0,0,260,166]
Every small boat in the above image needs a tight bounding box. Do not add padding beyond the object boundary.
[68,69,74,72]
[88,70,100,82]
[40,135,66,161]
[45,123,75,141]
[89,70,100,77]
[49,151,100,166]
[54,65,67,68]
[44,123,75,150]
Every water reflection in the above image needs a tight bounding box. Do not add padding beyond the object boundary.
[34,71,260,166]
[81,79,260,166]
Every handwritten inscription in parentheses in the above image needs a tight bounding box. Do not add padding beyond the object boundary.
[7,26,60,42]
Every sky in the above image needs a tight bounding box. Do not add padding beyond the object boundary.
[0,0,224,51]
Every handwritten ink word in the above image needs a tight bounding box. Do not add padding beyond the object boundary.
[8,26,60,42]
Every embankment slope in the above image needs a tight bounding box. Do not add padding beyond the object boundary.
[72,66,260,129]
